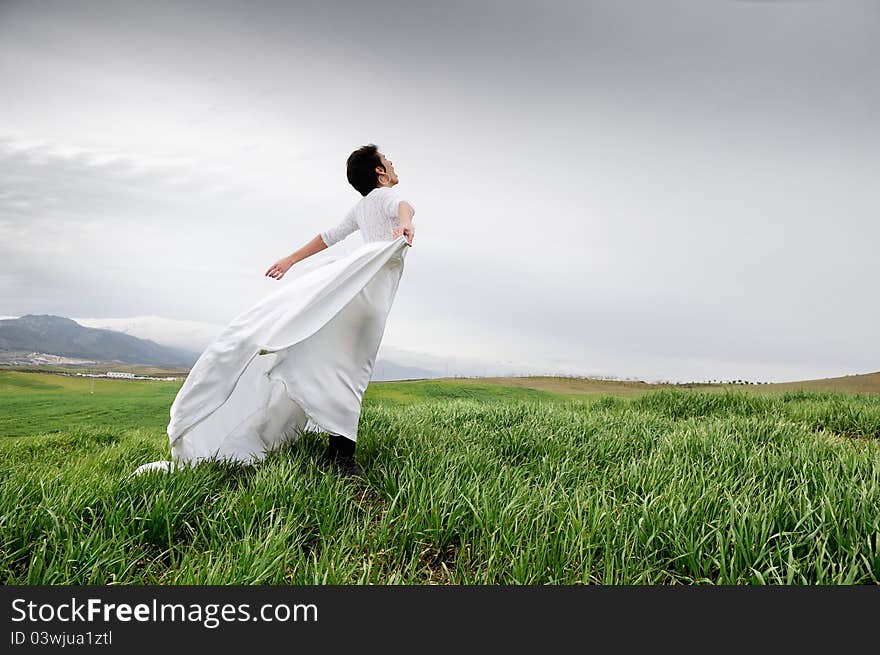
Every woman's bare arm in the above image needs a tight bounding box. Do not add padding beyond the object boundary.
[391,201,416,245]
[264,234,328,280]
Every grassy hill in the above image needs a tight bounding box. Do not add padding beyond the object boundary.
[744,371,880,394]
[442,371,880,395]
[367,370,880,404]
[1,370,879,584]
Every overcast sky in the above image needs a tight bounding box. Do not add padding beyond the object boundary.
[1,0,877,382]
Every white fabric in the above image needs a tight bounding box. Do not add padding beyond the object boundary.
[321,186,415,247]
[129,232,410,476]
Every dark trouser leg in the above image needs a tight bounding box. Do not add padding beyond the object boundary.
[327,433,356,459]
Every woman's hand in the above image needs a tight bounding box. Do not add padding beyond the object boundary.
[265,255,294,280]
[392,222,415,246]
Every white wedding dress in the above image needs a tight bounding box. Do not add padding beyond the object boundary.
[131,187,412,475]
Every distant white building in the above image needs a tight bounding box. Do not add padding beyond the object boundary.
[106,371,135,378]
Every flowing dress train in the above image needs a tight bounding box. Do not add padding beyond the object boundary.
[130,234,409,475]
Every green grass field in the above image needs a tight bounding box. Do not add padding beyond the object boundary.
[1,370,879,584]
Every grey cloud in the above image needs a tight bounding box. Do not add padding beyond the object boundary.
[1,1,877,382]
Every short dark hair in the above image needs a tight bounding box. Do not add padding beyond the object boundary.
[346,143,384,196]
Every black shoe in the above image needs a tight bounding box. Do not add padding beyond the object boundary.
[330,454,362,477]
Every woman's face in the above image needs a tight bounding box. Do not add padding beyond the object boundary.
[377,153,399,186]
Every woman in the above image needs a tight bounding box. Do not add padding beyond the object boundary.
[131,144,415,478]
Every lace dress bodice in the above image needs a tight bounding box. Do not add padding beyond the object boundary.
[320,186,414,246]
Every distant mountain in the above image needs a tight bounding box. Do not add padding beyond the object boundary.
[0,314,446,378]
[71,315,225,354]
[0,314,199,367]
[371,359,443,381]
